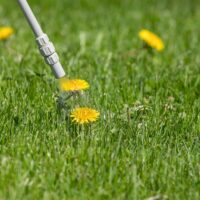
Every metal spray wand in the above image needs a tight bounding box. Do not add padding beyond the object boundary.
[17,0,66,78]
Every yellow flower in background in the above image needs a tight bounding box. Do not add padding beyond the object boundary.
[71,107,100,124]
[139,29,164,51]
[0,27,14,40]
[59,78,89,92]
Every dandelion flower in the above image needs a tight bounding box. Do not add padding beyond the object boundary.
[70,107,100,124]
[139,29,164,51]
[59,78,89,92]
[0,27,14,40]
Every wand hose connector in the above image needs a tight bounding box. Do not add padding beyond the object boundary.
[17,0,65,78]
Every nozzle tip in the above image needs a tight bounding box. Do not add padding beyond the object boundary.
[51,62,66,79]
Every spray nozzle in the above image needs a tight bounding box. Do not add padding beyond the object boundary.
[17,0,66,79]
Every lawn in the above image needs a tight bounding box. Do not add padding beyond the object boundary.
[1,0,200,199]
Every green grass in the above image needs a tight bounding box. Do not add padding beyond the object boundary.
[1,0,200,199]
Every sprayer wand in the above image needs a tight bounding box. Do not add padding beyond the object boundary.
[17,0,66,78]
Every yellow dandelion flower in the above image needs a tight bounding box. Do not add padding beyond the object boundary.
[70,107,100,124]
[59,78,89,92]
[139,29,164,52]
[0,27,14,40]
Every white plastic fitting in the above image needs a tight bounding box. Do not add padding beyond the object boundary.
[17,0,66,78]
